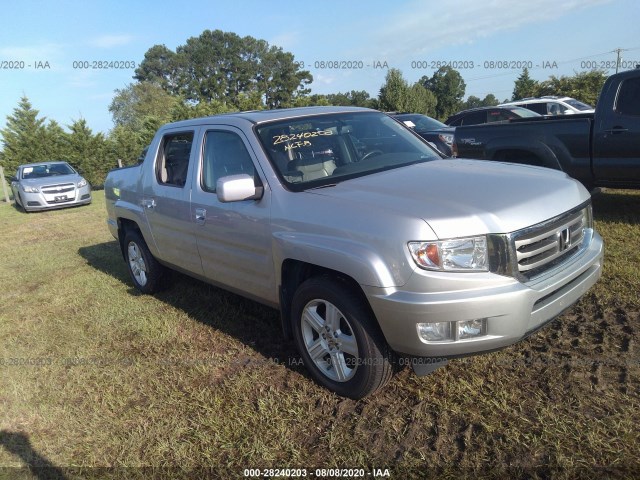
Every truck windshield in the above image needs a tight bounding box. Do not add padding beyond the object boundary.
[256,111,440,190]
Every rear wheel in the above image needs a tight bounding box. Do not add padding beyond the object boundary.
[123,230,165,294]
[291,276,395,399]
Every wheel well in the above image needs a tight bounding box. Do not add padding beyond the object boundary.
[117,218,142,259]
[279,260,370,340]
[492,149,545,167]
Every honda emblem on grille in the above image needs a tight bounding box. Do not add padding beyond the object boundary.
[558,228,571,251]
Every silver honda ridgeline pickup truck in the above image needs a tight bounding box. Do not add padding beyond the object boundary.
[105,107,603,399]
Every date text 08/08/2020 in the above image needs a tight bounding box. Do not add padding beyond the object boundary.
[243,468,391,478]
[294,59,638,71]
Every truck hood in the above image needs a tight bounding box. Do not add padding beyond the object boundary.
[310,159,590,239]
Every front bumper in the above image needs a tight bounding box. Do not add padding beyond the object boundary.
[365,231,603,358]
[20,185,92,212]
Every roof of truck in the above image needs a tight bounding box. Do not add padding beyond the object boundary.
[164,106,374,129]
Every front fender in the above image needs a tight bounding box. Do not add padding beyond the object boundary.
[272,232,410,288]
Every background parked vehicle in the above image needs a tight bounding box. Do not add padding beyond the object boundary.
[500,96,595,115]
[445,106,541,126]
[391,113,455,156]
[10,161,92,212]
[453,68,640,190]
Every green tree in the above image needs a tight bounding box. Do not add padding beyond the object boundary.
[289,94,332,107]
[109,82,179,130]
[378,69,437,114]
[133,45,178,92]
[463,95,483,109]
[43,120,68,161]
[169,99,235,122]
[65,119,111,186]
[512,68,538,100]
[421,66,466,121]
[481,94,499,106]
[534,70,607,106]
[378,69,408,112]
[324,90,377,108]
[405,83,437,114]
[107,125,145,168]
[259,46,312,108]
[463,93,499,110]
[134,30,312,109]
[0,96,48,175]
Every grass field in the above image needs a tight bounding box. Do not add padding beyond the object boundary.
[0,190,638,479]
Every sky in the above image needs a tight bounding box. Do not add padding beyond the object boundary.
[0,0,638,134]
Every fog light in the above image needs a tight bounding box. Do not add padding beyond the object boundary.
[458,318,486,339]
[418,322,451,342]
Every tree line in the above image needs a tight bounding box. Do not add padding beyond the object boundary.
[0,29,608,187]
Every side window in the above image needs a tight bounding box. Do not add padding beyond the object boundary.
[461,111,487,125]
[615,77,640,116]
[488,109,515,122]
[202,130,257,193]
[156,132,194,187]
[525,103,547,115]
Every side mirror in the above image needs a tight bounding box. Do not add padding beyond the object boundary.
[216,174,263,203]
[9,176,17,183]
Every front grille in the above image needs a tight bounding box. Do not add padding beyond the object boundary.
[512,207,588,279]
[41,183,75,194]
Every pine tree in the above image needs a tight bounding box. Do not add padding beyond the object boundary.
[378,69,409,112]
[43,120,68,161]
[107,125,145,168]
[512,68,538,100]
[66,119,110,186]
[0,96,48,175]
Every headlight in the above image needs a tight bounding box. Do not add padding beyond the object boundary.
[77,178,88,188]
[22,185,40,193]
[438,133,454,146]
[408,236,488,272]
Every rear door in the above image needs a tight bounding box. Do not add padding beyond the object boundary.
[593,75,640,185]
[142,127,204,276]
[190,126,276,304]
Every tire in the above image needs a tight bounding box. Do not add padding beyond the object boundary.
[291,276,395,399]
[123,230,165,294]
[15,193,26,212]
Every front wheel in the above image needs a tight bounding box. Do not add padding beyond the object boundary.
[15,193,27,212]
[123,230,165,294]
[291,277,395,399]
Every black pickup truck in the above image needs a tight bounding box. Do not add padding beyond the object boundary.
[453,68,640,189]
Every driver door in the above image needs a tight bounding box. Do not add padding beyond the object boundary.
[190,126,276,304]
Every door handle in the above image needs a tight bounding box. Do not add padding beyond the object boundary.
[195,208,207,225]
[142,198,156,209]
[603,126,629,135]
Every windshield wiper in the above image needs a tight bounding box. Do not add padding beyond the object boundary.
[306,183,338,191]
